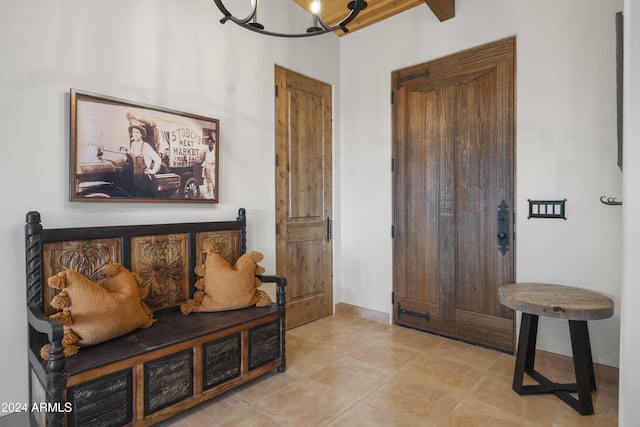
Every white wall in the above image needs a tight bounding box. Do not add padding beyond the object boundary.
[338,0,623,367]
[619,1,640,424]
[0,0,339,413]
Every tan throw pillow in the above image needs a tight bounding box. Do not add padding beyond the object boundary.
[40,263,155,359]
[180,245,271,314]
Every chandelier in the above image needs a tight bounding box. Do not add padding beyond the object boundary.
[213,0,368,37]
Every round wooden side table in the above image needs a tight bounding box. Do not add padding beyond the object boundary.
[498,282,614,415]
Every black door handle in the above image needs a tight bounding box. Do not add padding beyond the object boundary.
[497,201,509,255]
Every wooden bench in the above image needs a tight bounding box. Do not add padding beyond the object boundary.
[25,208,286,426]
[499,282,613,415]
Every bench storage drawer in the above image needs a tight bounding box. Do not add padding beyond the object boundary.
[68,369,133,427]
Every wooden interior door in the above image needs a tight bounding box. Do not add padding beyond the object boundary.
[275,66,333,329]
[392,38,516,353]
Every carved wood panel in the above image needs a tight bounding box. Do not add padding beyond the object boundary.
[42,238,121,315]
[196,230,241,265]
[131,234,189,311]
[40,230,243,315]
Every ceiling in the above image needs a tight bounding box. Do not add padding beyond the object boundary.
[291,0,455,35]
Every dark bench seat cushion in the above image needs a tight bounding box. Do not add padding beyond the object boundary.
[32,304,282,377]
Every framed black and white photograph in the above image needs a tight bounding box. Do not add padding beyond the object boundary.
[70,89,219,203]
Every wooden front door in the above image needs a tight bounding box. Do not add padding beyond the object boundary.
[275,66,333,329]
[392,38,516,353]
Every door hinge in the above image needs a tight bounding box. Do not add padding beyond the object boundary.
[395,70,430,90]
[391,292,395,304]
[326,217,332,241]
[391,158,395,172]
[275,153,279,166]
[391,91,394,104]
[397,303,431,323]
[275,223,280,235]
[275,84,278,97]
[391,225,395,238]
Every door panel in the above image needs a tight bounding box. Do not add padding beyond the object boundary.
[392,38,515,353]
[288,90,325,219]
[275,66,333,329]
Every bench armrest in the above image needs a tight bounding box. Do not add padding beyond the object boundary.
[27,305,66,374]
[258,275,287,309]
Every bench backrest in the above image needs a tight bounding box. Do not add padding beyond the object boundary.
[26,209,247,314]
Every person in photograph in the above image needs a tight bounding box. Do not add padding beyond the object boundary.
[128,121,162,198]
[201,134,217,199]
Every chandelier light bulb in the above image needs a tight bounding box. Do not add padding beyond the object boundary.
[311,0,321,14]
[248,0,264,29]
[307,0,322,33]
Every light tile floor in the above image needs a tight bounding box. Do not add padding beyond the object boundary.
[158,313,619,427]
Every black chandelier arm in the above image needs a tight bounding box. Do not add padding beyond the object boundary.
[339,0,366,27]
[312,0,367,33]
[213,0,257,26]
[212,0,367,38]
[313,13,348,33]
[232,22,330,37]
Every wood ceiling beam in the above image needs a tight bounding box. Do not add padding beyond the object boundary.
[423,0,455,22]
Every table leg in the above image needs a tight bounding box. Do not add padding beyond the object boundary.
[513,313,538,393]
[569,320,596,415]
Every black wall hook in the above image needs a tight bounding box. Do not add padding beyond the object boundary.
[600,196,622,206]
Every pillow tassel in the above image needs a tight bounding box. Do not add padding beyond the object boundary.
[47,272,67,289]
[50,309,73,327]
[63,345,79,357]
[40,340,79,359]
[50,290,70,309]
[62,329,80,346]
[40,344,50,360]
[180,299,201,315]
[255,289,271,307]
[194,264,206,278]
[140,302,155,327]
[193,290,205,302]
[142,317,156,328]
